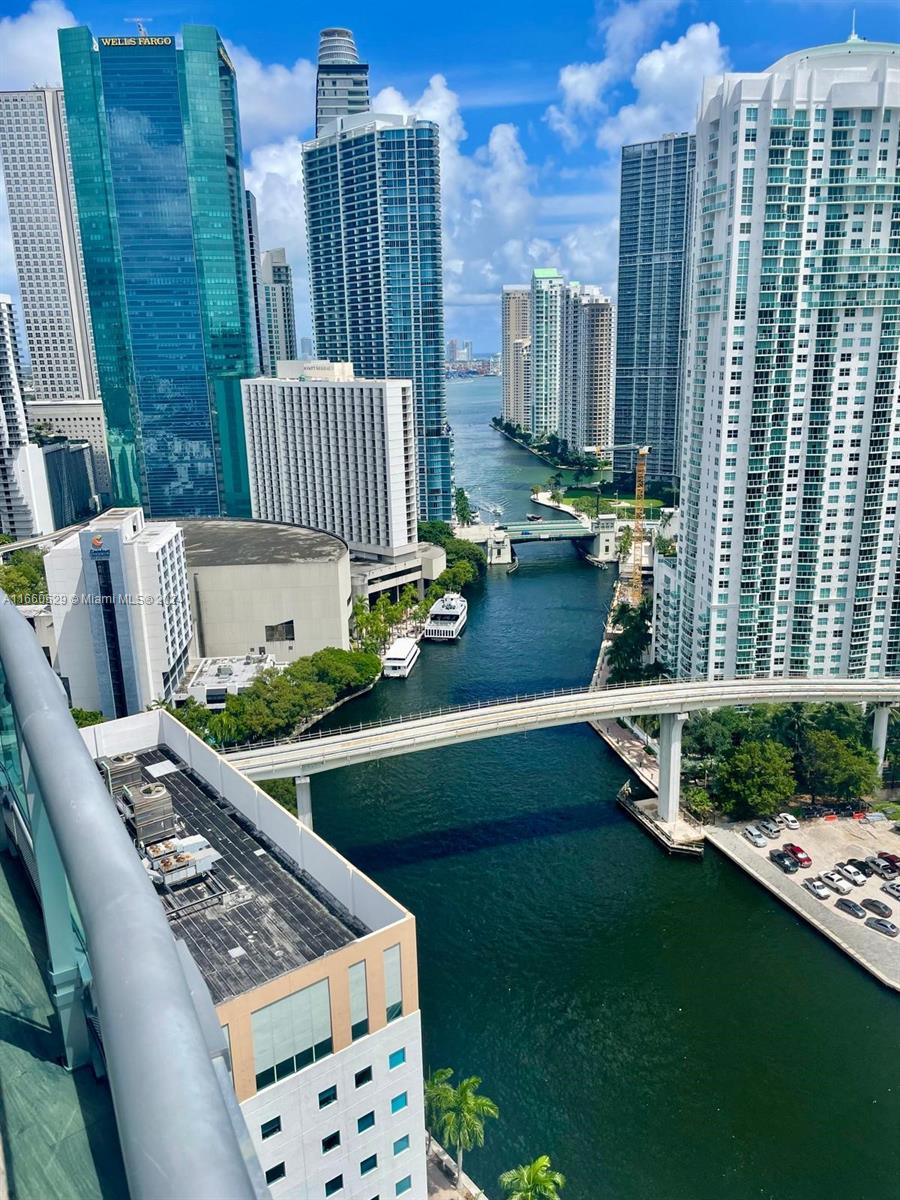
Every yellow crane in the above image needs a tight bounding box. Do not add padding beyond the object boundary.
[629,446,650,605]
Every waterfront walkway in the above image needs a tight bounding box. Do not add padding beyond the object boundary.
[428,1141,488,1199]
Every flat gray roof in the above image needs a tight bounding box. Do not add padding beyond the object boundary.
[179,518,347,567]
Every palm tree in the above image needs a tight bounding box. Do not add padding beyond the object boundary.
[499,1155,566,1200]
[424,1067,454,1154]
[437,1075,499,1185]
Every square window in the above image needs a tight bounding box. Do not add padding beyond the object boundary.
[393,1135,410,1155]
[265,1162,286,1184]
[322,1130,341,1153]
[355,1065,373,1088]
[319,1085,338,1108]
[260,1116,282,1141]
[388,1048,406,1070]
[396,1178,412,1196]
[358,1110,376,1133]
[325,1176,344,1197]
[391,1092,408,1114]
[361,1154,378,1175]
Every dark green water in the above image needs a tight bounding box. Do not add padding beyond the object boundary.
[313,377,898,1200]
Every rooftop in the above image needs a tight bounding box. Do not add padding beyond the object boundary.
[116,747,370,1004]
[179,517,347,568]
[177,655,276,697]
[767,37,899,72]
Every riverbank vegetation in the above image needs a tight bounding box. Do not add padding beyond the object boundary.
[490,416,604,473]
[604,598,666,685]
[0,540,47,603]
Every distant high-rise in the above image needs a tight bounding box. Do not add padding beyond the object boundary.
[501,286,531,428]
[245,190,269,376]
[0,294,52,536]
[59,25,257,520]
[614,132,695,481]
[0,88,98,403]
[304,108,454,520]
[261,248,298,372]
[673,38,900,681]
[575,291,615,453]
[529,268,566,437]
[446,338,459,363]
[299,335,315,359]
[316,27,370,135]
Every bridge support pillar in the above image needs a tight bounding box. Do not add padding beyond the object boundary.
[657,712,687,825]
[872,705,891,776]
[295,776,313,829]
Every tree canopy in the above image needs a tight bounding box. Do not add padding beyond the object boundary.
[499,1155,566,1200]
[0,548,47,604]
[713,740,796,818]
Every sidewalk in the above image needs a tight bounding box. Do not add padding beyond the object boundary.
[427,1141,489,1199]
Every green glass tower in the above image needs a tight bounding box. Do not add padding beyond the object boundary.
[59,25,256,517]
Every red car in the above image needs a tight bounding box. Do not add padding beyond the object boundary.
[783,843,812,868]
[879,851,900,870]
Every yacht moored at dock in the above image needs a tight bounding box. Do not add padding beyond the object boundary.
[423,593,468,641]
[383,636,421,677]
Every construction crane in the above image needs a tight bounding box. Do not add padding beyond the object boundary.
[584,441,652,606]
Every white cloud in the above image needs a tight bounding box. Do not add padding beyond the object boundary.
[243,137,309,330]
[0,0,75,90]
[597,22,727,149]
[544,0,680,147]
[225,41,315,149]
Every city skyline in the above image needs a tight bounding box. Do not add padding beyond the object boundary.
[1,2,898,346]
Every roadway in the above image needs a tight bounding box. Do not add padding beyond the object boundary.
[500,519,593,543]
[226,676,900,781]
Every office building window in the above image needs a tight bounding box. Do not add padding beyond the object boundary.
[349,960,369,1040]
[319,1084,337,1108]
[388,1047,406,1070]
[384,944,403,1022]
[360,1154,378,1175]
[252,979,333,1090]
[260,1116,281,1140]
[355,1065,373,1088]
[391,1092,408,1114]
[322,1130,341,1153]
[358,1110,375,1133]
[396,1177,412,1196]
[265,619,295,641]
[393,1135,410,1155]
[325,1175,343,1197]
[265,1162,286,1184]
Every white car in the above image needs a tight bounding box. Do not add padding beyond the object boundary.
[743,825,767,849]
[822,870,852,896]
[803,877,830,901]
[778,812,799,830]
[836,861,866,888]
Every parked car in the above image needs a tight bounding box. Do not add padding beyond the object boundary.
[758,820,781,839]
[880,882,900,901]
[743,826,767,848]
[835,861,866,888]
[777,812,800,830]
[769,849,799,874]
[847,857,874,878]
[877,851,900,871]
[783,843,812,868]
[866,856,899,881]
[821,870,852,896]
[803,877,831,900]
[864,917,899,938]
[835,898,867,919]
[861,898,893,919]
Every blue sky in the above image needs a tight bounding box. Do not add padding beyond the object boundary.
[1,0,898,349]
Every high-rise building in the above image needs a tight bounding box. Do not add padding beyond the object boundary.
[243,362,418,560]
[45,507,192,715]
[501,286,531,428]
[300,335,315,359]
[0,87,98,404]
[614,133,695,481]
[673,36,900,681]
[576,291,615,453]
[303,105,454,520]
[245,189,269,377]
[446,337,459,363]
[529,268,566,437]
[59,26,257,520]
[261,248,298,372]
[316,27,370,136]
[25,398,111,495]
[0,294,52,536]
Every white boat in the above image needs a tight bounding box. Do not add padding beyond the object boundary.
[382,636,420,678]
[423,592,468,641]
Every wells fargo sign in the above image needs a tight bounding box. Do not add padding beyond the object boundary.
[99,36,173,47]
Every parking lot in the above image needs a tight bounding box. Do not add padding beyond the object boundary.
[706,814,900,991]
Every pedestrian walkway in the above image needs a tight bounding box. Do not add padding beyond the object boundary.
[427,1141,489,1198]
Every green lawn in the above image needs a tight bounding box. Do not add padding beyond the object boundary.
[563,490,664,518]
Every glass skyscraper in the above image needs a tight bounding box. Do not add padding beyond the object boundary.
[58,26,256,518]
[303,110,454,520]
[614,132,695,482]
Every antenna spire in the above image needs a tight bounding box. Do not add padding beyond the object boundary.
[848,8,861,42]
[125,16,152,37]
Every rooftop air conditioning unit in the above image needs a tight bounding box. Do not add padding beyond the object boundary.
[99,752,143,797]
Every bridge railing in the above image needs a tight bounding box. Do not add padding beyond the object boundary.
[224,670,883,756]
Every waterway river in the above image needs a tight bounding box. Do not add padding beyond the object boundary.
[313,377,897,1200]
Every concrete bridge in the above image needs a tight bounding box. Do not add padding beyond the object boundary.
[454,515,616,564]
[226,676,899,827]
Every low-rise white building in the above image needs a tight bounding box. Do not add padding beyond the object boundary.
[45,507,192,717]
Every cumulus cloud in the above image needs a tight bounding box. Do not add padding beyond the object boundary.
[0,0,75,90]
[544,0,680,147]
[243,136,309,327]
[225,41,315,149]
[598,22,728,148]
